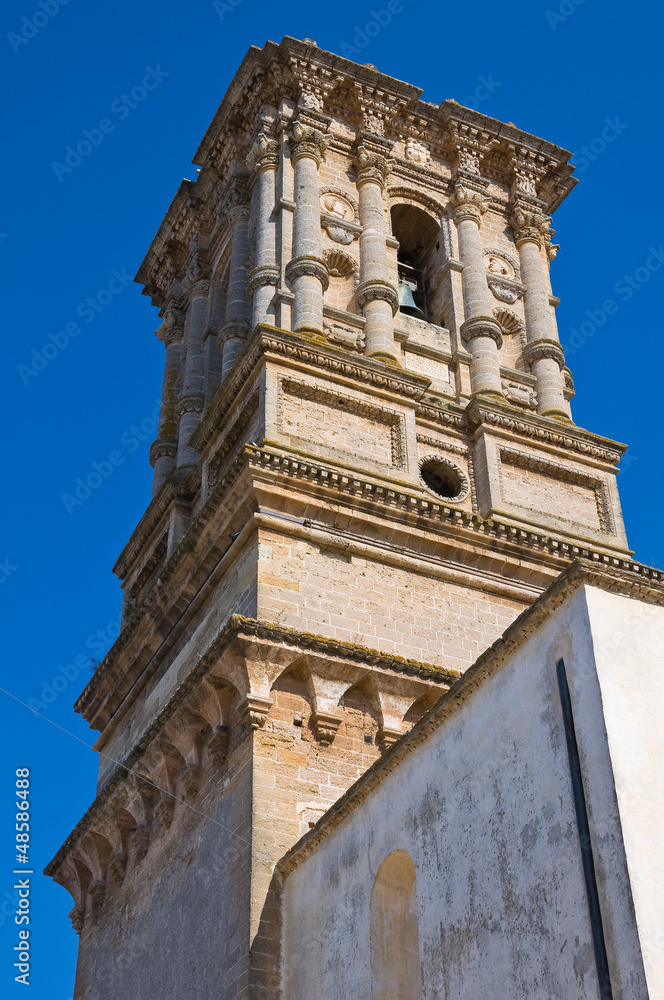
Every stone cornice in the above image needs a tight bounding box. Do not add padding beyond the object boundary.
[113,474,199,582]
[277,557,664,876]
[191,324,432,456]
[48,616,457,880]
[464,396,627,466]
[94,439,640,736]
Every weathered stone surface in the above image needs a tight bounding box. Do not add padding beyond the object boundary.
[43,36,651,1000]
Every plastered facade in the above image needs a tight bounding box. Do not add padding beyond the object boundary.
[281,573,661,1000]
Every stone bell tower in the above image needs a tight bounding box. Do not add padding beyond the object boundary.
[46,37,633,1000]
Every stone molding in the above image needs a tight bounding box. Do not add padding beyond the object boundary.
[523,339,565,370]
[47,615,458,924]
[464,398,626,466]
[498,445,615,534]
[355,278,399,314]
[176,392,205,418]
[460,316,504,350]
[247,264,280,296]
[285,254,330,290]
[205,390,260,493]
[148,437,177,468]
[416,433,468,458]
[277,375,408,470]
[418,453,470,504]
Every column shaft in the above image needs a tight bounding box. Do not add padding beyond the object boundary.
[355,146,398,362]
[150,315,183,496]
[286,121,330,338]
[220,210,250,380]
[452,189,503,396]
[511,204,569,417]
[177,286,208,471]
[248,132,280,328]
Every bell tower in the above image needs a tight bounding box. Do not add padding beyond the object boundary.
[46,37,632,1000]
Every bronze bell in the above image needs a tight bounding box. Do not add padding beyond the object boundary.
[398,280,427,321]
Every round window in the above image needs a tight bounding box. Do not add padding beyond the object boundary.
[420,458,464,500]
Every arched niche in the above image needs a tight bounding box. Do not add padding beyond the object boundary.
[390,203,443,325]
[371,850,422,1000]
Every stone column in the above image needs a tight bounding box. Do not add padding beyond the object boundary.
[150,307,183,496]
[511,202,569,418]
[247,132,280,328]
[219,188,251,381]
[354,144,399,363]
[285,118,330,338]
[451,184,503,396]
[176,254,209,472]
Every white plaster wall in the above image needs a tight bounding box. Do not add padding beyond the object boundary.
[584,586,664,999]
[282,584,653,1000]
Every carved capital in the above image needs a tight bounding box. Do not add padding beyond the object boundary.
[377,726,404,750]
[223,184,251,220]
[311,712,343,746]
[290,121,330,165]
[156,797,175,830]
[450,184,489,225]
[240,695,273,729]
[247,132,279,173]
[510,202,551,247]
[157,308,185,344]
[149,437,177,467]
[354,144,394,188]
[523,339,565,369]
[69,905,86,935]
[460,316,504,350]
[356,278,399,314]
[176,392,205,418]
[285,254,329,290]
[247,265,280,296]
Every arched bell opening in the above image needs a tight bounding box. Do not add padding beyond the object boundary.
[391,204,442,324]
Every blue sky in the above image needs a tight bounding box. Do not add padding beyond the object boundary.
[0,0,662,995]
